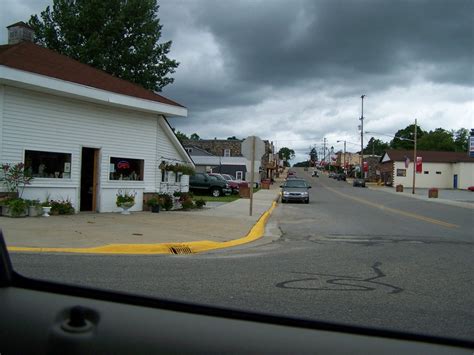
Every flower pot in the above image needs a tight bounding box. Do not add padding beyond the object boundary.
[28,205,41,217]
[42,206,52,217]
[151,205,160,213]
[119,202,134,215]
[2,205,28,218]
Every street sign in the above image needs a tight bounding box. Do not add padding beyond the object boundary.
[241,136,265,217]
[241,136,265,160]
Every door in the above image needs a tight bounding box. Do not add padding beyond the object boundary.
[453,174,458,189]
[80,147,100,211]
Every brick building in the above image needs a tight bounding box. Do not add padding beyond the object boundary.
[182,139,242,157]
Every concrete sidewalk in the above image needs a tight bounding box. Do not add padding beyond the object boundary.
[366,184,474,209]
[1,185,281,253]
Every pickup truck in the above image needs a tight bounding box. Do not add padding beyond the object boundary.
[189,173,232,197]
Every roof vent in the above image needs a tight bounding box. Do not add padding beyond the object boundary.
[7,22,34,45]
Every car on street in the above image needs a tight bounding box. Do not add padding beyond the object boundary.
[336,173,346,181]
[311,170,319,177]
[280,178,311,204]
[353,178,366,187]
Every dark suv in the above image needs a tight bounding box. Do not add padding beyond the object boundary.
[189,173,232,197]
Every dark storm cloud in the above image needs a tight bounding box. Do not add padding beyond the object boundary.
[190,0,472,86]
[160,0,473,117]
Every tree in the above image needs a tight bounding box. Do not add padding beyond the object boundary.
[309,147,318,163]
[364,137,390,155]
[390,124,425,150]
[278,147,295,166]
[190,133,200,140]
[293,161,310,167]
[227,136,238,140]
[173,130,188,143]
[417,128,456,151]
[454,128,469,152]
[29,0,178,92]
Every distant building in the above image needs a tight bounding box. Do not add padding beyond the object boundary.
[379,150,474,189]
[183,138,278,180]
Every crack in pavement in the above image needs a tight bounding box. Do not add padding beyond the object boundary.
[275,262,404,294]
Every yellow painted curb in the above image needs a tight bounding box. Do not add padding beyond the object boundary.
[8,201,278,255]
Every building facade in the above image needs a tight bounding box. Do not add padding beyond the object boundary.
[0,24,193,213]
[379,150,474,189]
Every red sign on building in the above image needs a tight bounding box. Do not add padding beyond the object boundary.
[363,161,368,172]
[416,156,422,174]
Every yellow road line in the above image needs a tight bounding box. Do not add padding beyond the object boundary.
[323,185,458,229]
[8,201,278,255]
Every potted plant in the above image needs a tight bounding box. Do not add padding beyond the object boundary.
[50,199,75,215]
[27,199,41,217]
[0,162,33,198]
[157,193,173,211]
[3,198,28,218]
[146,197,161,213]
[116,190,136,215]
[41,200,52,217]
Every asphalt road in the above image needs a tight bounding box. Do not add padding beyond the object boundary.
[9,169,474,341]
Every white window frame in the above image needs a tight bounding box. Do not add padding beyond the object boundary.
[223,149,231,157]
[236,171,243,180]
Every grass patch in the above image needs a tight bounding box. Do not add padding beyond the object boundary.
[194,194,240,203]
[193,187,260,203]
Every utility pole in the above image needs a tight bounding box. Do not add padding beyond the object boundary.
[343,141,347,173]
[412,118,417,195]
[323,138,327,164]
[360,95,366,178]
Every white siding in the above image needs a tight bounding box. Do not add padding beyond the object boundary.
[393,161,465,189]
[0,86,188,212]
[454,162,474,189]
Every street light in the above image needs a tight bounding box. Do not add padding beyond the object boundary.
[360,95,366,178]
[337,140,347,173]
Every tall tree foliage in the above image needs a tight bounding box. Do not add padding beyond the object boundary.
[388,125,469,152]
[29,0,178,91]
[417,128,456,151]
[453,128,469,152]
[293,161,310,167]
[364,137,390,155]
[173,130,188,143]
[390,124,425,150]
[309,147,318,162]
[278,147,295,167]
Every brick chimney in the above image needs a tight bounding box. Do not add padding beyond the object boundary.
[7,22,34,44]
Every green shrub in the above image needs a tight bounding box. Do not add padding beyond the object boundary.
[158,193,173,211]
[146,197,160,207]
[194,198,206,209]
[6,198,28,217]
[181,197,194,210]
[50,199,75,215]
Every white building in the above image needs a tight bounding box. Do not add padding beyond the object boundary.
[0,23,193,213]
[380,150,474,189]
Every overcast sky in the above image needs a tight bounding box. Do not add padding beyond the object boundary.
[1,0,473,162]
